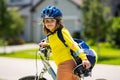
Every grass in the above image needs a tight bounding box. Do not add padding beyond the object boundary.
[98,48,120,65]
[91,43,120,65]
[0,49,38,59]
[0,43,120,65]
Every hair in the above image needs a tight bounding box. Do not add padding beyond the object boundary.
[42,18,64,35]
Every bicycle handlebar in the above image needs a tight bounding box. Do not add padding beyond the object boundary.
[73,64,91,78]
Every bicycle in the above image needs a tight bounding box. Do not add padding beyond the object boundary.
[18,46,92,80]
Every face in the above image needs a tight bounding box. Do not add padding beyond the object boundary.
[44,18,57,32]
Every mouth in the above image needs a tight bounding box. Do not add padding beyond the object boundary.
[47,25,53,27]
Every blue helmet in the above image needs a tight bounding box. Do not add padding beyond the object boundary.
[41,6,62,19]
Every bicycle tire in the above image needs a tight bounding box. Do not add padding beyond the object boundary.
[19,75,47,80]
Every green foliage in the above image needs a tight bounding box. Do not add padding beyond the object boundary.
[82,0,111,43]
[0,0,24,42]
[108,17,120,48]
[7,8,24,37]
[7,38,25,45]
[72,31,82,39]
[0,0,11,37]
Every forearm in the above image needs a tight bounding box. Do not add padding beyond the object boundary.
[61,28,88,60]
[70,43,87,60]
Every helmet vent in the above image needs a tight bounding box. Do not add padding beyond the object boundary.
[41,6,62,19]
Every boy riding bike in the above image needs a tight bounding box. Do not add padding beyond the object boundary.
[39,6,91,80]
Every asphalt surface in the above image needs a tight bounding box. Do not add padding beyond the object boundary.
[0,44,120,80]
[0,57,120,80]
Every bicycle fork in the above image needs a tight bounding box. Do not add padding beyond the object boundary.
[39,59,56,80]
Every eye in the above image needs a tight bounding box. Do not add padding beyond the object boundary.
[44,20,49,23]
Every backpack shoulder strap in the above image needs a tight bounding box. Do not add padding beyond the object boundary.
[57,28,68,47]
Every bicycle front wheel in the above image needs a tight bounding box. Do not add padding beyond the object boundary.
[19,75,47,80]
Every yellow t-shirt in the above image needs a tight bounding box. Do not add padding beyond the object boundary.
[48,27,87,66]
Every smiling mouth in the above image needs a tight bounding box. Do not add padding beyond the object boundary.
[48,25,53,27]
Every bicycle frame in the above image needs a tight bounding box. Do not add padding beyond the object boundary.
[19,46,86,80]
[38,47,83,80]
[38,47,56,80]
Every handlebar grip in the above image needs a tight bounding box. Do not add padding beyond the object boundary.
[73,64,90,77]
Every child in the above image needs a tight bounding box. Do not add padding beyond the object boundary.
[39,6,91,80]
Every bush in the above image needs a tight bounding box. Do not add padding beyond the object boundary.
[7,38,14,45]
[7,38,25,45]
[109,17,120,48]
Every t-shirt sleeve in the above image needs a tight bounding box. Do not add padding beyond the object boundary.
[61,28,87,60]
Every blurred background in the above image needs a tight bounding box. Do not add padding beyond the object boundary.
[0,0,120,80]
[0,0,120,65]
[0,0,119,44]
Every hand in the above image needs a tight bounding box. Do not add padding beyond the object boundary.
[82,60,91,69]
[39,42,49,47]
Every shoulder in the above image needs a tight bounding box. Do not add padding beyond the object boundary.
[61,27,70,34]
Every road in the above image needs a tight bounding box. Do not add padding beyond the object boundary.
[0,57,120,80]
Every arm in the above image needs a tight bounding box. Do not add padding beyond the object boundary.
[62,28,91,68]
[61,28,87,60]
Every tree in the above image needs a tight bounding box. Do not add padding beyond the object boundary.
[0,0,11,37]
[0,0,24,53]
[0,0,24,40]
[7,8,24,37]
[81,0,111,56]
[0,0,12,53]
[109,17,120,48]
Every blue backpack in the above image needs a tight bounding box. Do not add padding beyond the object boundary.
[57,28,97,70]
